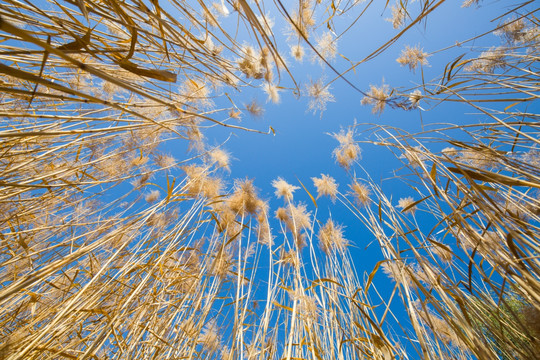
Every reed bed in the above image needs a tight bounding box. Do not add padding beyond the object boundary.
[331,2,540,357]
[0,0,538,359]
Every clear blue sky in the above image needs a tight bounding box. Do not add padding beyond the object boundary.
[195,1,510,260]
[3,0,537,358]
[162,1,521,351]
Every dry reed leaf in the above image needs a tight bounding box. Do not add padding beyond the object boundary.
[117,59,177,83]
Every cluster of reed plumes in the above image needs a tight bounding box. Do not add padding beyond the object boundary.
[0,0,538,359]
[342,118,540,359]
[349,2,540,357]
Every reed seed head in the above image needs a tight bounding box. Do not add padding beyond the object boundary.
[397,196,416,214]
[272,177,299,201]
[397,45,429,72]
[312,174,338,200]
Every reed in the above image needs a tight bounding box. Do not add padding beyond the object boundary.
[0,0,538,359]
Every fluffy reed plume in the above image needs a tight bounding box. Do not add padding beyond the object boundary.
[305,77,335,115]
[349,180,371,207]
[313,32,337,65]
[317,218,347,254]
[262,82,281,104]
[387,3,406,29]
[272,177,300,201]
[361,81,391,114]
[331,127,362,169]
[311,174,338,200]
[397,196,416,214]
[290,43,305,62]
[396,45,429,72]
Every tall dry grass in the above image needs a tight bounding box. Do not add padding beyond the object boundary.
[329,1,540,358]
[0,0,538,359]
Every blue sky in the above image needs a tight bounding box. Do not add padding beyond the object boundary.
[160,1,526,352]
[1,0,538,358]
[195,1,510,247]
[202,0,511,193]
[66,1,534,353]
